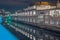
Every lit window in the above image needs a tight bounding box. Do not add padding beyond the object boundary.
[33,11,36,15]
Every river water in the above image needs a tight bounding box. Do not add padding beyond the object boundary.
[0,16,18,40]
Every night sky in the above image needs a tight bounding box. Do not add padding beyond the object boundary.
[0,0,58,12]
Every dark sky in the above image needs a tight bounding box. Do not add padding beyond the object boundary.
[0,0,57,11]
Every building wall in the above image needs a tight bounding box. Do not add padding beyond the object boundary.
[57,3,60,8]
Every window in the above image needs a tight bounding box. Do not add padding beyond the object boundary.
[30,11,33,16]
[33,11,36,15]
[50,20,54,24]
[30,18,33,22]
[33,19,35,23]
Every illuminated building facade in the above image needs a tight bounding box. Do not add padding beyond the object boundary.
[57,0,60,8]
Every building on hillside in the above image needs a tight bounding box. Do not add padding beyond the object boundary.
[24,2,56,10]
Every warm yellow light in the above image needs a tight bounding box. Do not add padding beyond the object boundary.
[41,2,49,5]
[34,2,50,6]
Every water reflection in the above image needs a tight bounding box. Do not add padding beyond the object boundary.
[11,21,60,40]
